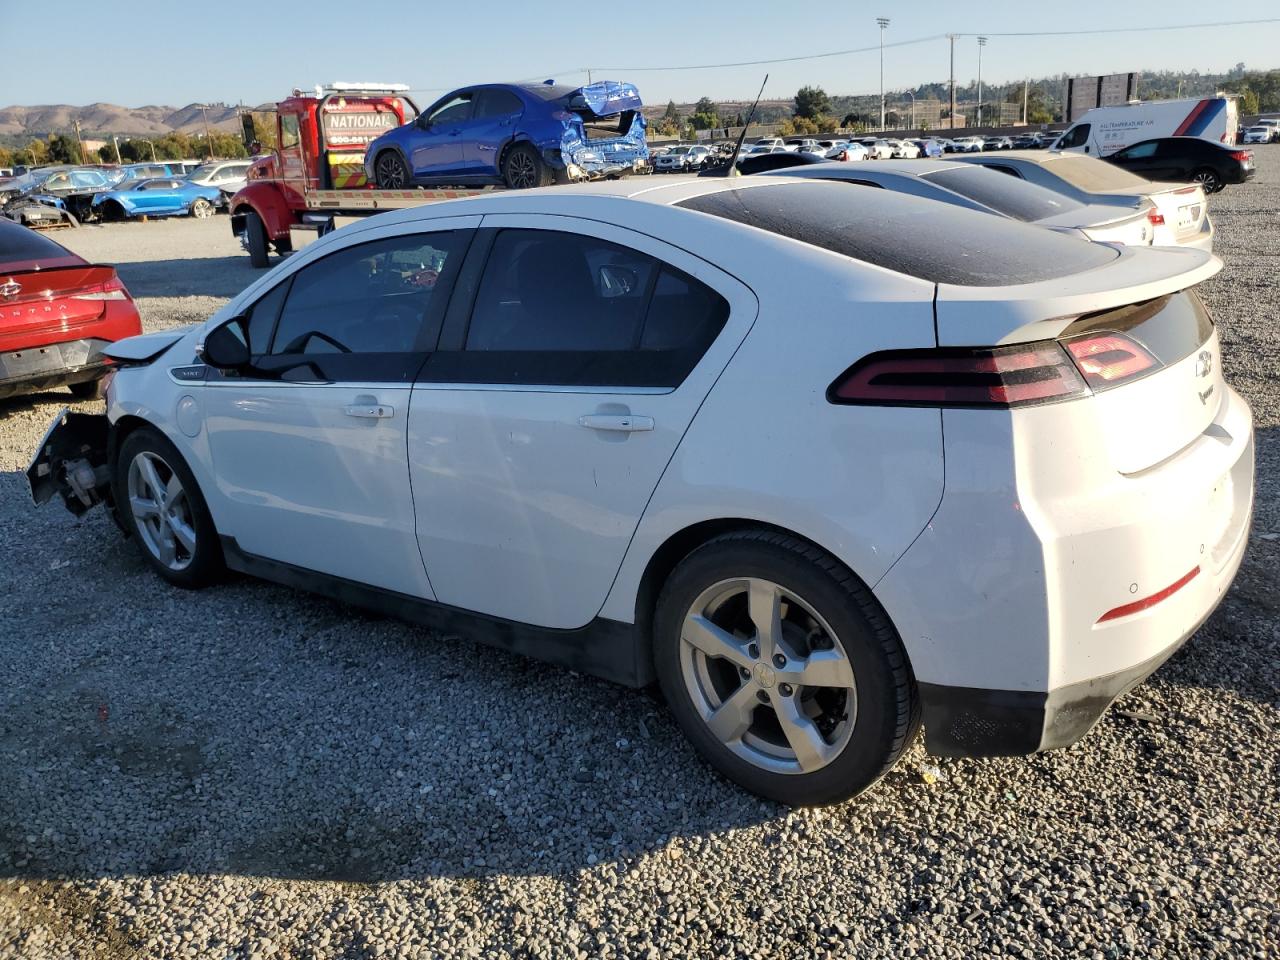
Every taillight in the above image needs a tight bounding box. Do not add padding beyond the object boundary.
[1063,332,1158,391]
[71,274,129,301]
[1146,208,1165,227]
[1230,150,1252,162]
[828,342,1088,408]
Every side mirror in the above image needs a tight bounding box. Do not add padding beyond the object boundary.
[199,316,252,370]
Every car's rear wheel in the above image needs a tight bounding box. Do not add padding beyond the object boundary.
[502,144,552,189]
[1192,167,1223,193]
[654,531,919,806]
[243,210,269,269]
[113,427,223,588]
[373,151,411,190]
[189,198,214,218]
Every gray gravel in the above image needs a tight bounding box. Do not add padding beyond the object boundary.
[1,156,1278,960]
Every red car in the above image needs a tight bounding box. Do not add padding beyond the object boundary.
[0,219,141,400]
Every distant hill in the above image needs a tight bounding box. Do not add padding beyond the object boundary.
[0,102,254,142]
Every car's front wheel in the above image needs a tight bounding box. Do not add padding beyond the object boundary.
[373,150,411,190]
[189,198,214,218]
[113,427,223,588]
[654,531,919,806]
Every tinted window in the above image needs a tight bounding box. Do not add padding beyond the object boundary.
[429,229,729,387]
[923,166,1082,222]
[474,89,523,119]
[257,231,469,381]
[1058,124,1090,149]
[678,182,1117,286]
[0,220,82,270]
[1118,141,1159,159]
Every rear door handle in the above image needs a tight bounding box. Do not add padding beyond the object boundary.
[344,402,394,419]
[578,414,654,433]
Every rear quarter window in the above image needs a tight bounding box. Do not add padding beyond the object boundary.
[677,181,1117,286]
[922,166,1083,222]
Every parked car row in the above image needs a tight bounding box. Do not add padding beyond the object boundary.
[0,159,255,228]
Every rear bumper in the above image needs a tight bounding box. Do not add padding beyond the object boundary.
[0,337,112,399]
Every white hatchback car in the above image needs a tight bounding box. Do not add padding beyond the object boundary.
[29,178,1254,806]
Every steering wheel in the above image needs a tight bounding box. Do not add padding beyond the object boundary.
[280,330,353,354]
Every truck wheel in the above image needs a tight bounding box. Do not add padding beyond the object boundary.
[244,211,270,269]
[502,144,553,189]
[373,151,411,189]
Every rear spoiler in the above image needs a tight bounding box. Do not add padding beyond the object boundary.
[103,327,193,363]
[566,81,643,118]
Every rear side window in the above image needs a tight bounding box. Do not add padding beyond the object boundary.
[429,229,729,387]
[474,89,523,118]
[922,166,1082,222]
[678,182,1117,286]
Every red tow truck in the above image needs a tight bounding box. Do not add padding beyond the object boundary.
[229,83,501,268]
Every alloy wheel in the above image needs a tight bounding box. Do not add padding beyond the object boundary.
[190,199,213,218]
[127,451,197,571]
[1194,169,1222,193]
[376,154,407,189]
[507,151,537,189]
[679,577,857,775]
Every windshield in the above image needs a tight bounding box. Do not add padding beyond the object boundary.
[1044,154,1151,191]
[923,167,1083,222]
[2,171,44,192]
[670,147,690,155]
[188,164,221,180]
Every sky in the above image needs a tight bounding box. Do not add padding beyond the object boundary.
[2,0,1278,108]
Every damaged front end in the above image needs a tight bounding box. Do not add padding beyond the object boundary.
[545,81,650,180]
[27,408,111,516]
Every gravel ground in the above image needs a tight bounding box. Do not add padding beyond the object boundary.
[1,157,1277,960]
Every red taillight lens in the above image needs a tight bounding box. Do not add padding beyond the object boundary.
[1146,208,1165,226]
[1063,332,1158,391]
[828,342,1088,408]
[71,274,129,302]
[1230,150,1251,162]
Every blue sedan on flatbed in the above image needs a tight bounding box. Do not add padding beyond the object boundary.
[91,178,223,220]
[364,80,649,189]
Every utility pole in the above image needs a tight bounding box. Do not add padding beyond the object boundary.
[1023,78,1029,125]
[906,91,916,130]
[200,104,214,159]
[947,34,957,130]
[977,36,987,128]
[71,119,87,164]
[111,135,122,164]
[877,17,890,130]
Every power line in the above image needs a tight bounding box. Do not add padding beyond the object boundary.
[953,16,1280,38]
[597,34,943,73]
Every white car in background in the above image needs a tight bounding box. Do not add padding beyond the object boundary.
[1242,125,1273,145]
[947,151,1215,251]
[186,160,254,195]
[29,177,1253,807]
[859,138,895,159]
[825,141,869,162]
[951,136,986,153]
[654,145,706,172]
[884,139,921,159]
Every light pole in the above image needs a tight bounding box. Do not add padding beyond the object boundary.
[977,36,988,128]
[199,104,214,159]
[877,17,890,130]
[138,139,157,161]
[947,34,957,130]
[906,91,916,130]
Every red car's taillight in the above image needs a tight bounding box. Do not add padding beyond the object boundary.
[71,274,130,301]
[829,332,1161,408]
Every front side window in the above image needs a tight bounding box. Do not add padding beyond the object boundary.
[238,231,469,381]
[434,229,729,387]
[1118,141,1158,159]
[429,93,474,126]
[280,114,300,149]
[1057,124,1090,149]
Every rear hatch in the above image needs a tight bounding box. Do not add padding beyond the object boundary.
[935,245,1222,473]
[557,81,648,168]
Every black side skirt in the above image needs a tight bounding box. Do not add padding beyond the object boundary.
[219,536,651,688]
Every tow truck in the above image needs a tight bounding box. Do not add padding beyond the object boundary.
[228,81,646,268]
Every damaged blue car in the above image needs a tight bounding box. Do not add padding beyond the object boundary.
[365,80,648,189]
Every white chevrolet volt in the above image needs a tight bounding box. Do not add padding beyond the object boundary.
[28,177,1254,806]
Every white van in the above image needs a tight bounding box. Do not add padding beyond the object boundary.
[1052,96,1238,157]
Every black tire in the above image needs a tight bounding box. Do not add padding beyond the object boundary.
[244,210,269,269]
[373,150,411,189]
[653,530,919,806]
[502,143,553,189]
[112,426,224,588]
[274,233,292,255]
[67,377,100,399]
[1193,167,1223,193]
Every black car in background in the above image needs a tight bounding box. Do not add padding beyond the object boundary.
[1104,137,1255,193]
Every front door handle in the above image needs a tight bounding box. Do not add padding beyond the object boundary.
[578,414,654,433]
[344,399,393,419]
